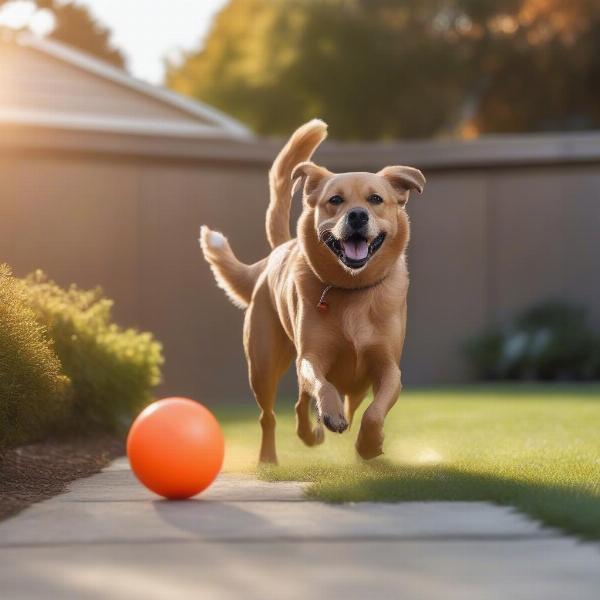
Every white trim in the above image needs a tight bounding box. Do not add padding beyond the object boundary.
[15,33,253,139]
[2,123,600,168]
[0,108,249,139]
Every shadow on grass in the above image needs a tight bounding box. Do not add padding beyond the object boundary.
[263,461,600,540]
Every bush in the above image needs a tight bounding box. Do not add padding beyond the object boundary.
[0,265,70,447]
[465,301,600,381]
[24,271,164,431]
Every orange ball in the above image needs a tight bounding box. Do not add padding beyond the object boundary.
[127,397,224,499]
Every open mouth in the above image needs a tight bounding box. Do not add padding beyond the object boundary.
[323,231,386,269]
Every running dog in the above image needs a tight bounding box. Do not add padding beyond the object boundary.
[200,120,425,463]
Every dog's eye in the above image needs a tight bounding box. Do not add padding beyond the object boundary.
[328,195,344,205]
[368,194,384,205]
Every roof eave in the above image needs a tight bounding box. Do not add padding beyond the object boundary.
[16,32,253,140]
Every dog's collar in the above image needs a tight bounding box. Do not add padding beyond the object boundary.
[316,276,389,312]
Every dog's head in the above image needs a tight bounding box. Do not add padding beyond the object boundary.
[294,162,425,286]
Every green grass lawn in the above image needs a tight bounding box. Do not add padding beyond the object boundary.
[215,385,600,539]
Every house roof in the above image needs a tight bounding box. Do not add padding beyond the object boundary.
[0,32,252,140]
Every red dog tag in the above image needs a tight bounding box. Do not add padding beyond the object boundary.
[317,284,333,312]
[317,300,328,312]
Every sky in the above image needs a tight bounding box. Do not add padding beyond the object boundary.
[0,0,228,84]
[76,0,228,83]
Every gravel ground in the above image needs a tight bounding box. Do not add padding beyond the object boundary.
[0,435,123,520]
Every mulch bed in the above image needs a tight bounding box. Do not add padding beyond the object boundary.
[0,434,124,521]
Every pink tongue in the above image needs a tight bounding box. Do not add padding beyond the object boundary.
[342,239,369,261]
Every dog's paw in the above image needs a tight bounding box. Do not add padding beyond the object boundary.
[322,413,348,434]
[355,426,384,460]
[298,424,325,447]
[356,443,383,461]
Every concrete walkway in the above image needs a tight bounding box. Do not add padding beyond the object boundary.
[0,458,599,600]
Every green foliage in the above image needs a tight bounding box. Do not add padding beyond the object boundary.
[0,265,70,447]
[44,0,125,68]
[167,0,600,140]
[0,266,163,447]
[465,301,600,381]
[0,0,125,68]
[463,329,505,380]
[23,271,163,431]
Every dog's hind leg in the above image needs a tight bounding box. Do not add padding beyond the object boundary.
[356,364,402,460]
[295,392,324,447]
[344,392,367,428]
[244,289,294,465]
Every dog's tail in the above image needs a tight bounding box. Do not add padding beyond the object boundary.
[199,226,266,309]
[267,119,328,249]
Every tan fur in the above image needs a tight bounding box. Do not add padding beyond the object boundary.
[200,121,425,463]
[267,119,328,248]
[199,226,266,309]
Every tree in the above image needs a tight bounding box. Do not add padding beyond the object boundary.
[166,0,600,140]
[0,0,125,69]
[464,0,600,135]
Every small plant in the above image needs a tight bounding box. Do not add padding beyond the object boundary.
[24,271,164,432]
[0,265,70,447]
[465,301,600,381]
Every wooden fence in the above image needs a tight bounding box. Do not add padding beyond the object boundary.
[1,125,599,400]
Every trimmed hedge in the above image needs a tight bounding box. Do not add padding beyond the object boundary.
[0,266,164,447]
[0,265,70,447]
[24,271,164,432]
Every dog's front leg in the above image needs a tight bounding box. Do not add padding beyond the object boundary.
[356,363,402,459]
[297,356,348,433]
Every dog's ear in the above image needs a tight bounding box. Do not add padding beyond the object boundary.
[291,161,332,206]
[377,166,426,207]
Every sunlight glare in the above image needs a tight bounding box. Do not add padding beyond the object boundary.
[0,1,35,30]
[387,438,445,465]
[29,8,55,37]
[416,448,443,464]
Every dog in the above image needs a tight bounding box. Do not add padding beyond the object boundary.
[200,120,425,463]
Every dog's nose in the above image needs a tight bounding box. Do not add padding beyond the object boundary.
[347,208,369,230]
